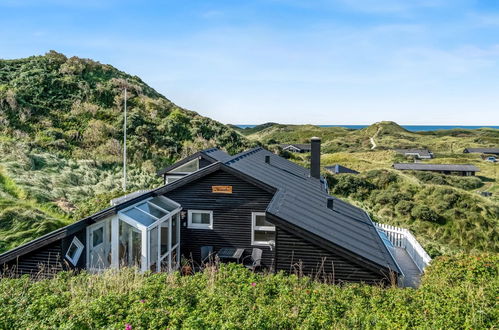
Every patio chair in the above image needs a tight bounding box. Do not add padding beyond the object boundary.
[243,248,262,271]
[200,246,214,265]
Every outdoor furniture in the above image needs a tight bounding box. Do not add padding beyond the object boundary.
[217,247,245,263]
[243,248,262,271]
[200,246,214,264]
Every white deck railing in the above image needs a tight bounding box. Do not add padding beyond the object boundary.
[374,222,432,272]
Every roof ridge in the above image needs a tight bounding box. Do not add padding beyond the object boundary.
[201,147,221,153]
[224,147,263,164]
[393,162,477,166]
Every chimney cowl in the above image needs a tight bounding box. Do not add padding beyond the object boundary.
[265,155,270,164]
[310,137,321,179]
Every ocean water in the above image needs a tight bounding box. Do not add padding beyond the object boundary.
[235,125,499,131]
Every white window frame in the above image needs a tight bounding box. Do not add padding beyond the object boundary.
[251,212,275,246]
[86,219,111,272]
[170,158,199,174]
[187,210,213,229]
[65,236,84,266]
[165,175,185,184]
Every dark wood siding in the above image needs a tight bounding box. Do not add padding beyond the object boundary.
[163,170,275,268]
[275,227,390,284]
[2,228,88,278]
[3,241,65,277]
[199,157,213,169]
[61,228,87,270]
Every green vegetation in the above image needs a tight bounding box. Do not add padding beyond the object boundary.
[326,170,498,256]
[0,52,497,328]
[0,52,497,267]
[0,51,251,165]
[0,52,252,253]
[242,121,499,153]
[244,121,498,256]
[0,254,496,328]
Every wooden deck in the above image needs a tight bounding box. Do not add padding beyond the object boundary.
[394,247,422,288]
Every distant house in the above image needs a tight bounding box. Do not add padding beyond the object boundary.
[1,138,431,287]
[395,149,433,159]
[325,164,359,175]
[393,163,480,176]
[463,148,499,155]
[279,143,311,153]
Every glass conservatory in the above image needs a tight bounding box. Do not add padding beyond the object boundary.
[86,195,182,272]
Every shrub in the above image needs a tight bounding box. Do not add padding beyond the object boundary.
[395,200,414,216]
[413,171,483,190]
[0,255,497,328]
[328,169,497,255]
[365,170,398,188]
[411,205,440,223]
[328,174,375,199]
[451,176,483,190]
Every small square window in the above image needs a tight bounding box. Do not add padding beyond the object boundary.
[188,210,213,229]
[254,230,275,242]
[252,212,275,246]
[65,237,84,266]
[255,215,273,227]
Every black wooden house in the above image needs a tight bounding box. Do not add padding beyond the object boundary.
[1,138,405,284]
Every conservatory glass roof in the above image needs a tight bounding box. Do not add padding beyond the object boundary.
[120,196,180,227]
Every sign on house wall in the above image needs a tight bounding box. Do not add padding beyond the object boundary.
[212,186,233,194]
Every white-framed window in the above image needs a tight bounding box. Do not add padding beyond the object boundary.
[65,236,84,266]
[188,210,213,229]
[251,212,275,246]
[171,158,199,174]
[165,175,183,184]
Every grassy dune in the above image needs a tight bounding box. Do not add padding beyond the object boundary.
[244,121,498,256]
[241,121,499,153]
[0,52,252,254]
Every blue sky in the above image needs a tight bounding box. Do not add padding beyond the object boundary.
[1,0,498,125]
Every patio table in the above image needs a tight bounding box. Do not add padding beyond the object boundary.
[217,247,245,262]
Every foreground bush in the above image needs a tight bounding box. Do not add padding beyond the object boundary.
[0,254,497,329]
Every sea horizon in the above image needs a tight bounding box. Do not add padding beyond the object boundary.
[235,124,499,131]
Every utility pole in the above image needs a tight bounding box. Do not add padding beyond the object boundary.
[123,87,127,192]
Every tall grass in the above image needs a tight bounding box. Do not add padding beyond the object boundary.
[0,138,161,253]
[326,169,499,256]
[0,254,497,329]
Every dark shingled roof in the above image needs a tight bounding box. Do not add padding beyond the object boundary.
[201,148,232,162]
[393,163,480,172]
[325,164,359,174]
[224,147,399,272]
[463,148,499,155]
